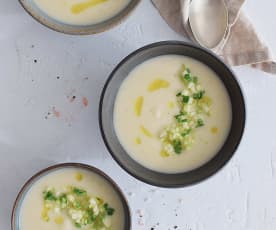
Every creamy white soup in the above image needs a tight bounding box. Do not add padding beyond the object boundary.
[114,55,232,173]
[20,168,124,230]
[33,0,131,25]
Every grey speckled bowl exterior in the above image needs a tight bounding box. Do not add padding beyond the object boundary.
[11,163,131,230]
[18,0,141,35]
[99,41,246,188]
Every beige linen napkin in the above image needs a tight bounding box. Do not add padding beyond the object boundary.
[152,0,276,74]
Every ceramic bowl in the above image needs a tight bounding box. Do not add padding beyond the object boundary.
[18,0,140,35]
[11,163,131,230]
[99,41,246,188]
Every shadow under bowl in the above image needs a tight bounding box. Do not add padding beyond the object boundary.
[99,41,246,188]
[11,163,131,230]
[18,0,141,35]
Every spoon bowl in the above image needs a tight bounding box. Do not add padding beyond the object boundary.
[186,0,229,50]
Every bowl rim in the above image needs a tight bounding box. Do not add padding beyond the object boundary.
[11,163,131,230]
[18,0,141,35]
[99,40,246,188]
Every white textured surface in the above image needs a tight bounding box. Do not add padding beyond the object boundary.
[0,0,276,229]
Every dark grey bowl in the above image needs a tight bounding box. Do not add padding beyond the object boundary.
[11,163,131,230]
[99,41,246,188]
[19,0,140,35]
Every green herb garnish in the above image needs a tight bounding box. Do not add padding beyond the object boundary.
[193,90,205,100]
[196,119,204,127]
[41,186,115,230]
[104,203,115,216]
[172,140,182,154]
[73,187,87,196]
[43,190,57,201]
[75,222,82,228]
[160,64,212,156]
[182,95,190,103]
[184,74,192,82]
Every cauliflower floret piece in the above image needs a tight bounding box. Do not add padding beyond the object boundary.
[188,97,194,105]
[69,209,84,223]
[89,198,97,208]
[181,89,189,96]
[187,82,195,91]
[67,195,75,202]
[103,216,112,227]
[54,207,60,213]
[89,198,100,215]
[196,84,202,91]
[163,144,174,155]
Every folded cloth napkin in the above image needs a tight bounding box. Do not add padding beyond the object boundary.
[152,0,276,74]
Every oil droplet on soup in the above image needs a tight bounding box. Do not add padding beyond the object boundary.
[71,0,108,14]
[168,101,175,108]
[134,96,144,117]
[75,172,84,181]
[211,126,219,134]
[54,216,64,225]
[148,79,170,92]
[140,125,153,138]
[135,137,142,145]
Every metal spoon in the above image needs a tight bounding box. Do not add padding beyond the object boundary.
[182,0,229,51]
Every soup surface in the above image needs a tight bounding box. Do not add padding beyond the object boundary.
[114,55,232,173]
[20,168,124,230]
[33,0,131,25]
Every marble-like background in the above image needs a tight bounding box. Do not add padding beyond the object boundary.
[0,0,276,229]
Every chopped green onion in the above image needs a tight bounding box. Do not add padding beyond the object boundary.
[75,223,81,228]
[73,187,86,196]
[193,90,205,100]
[175,112,188,123]
[181,129,192,137]
[160,64,212,155]
[196,119,204,127]
[172,140,182,154]
[192,76,198,83]
[182,95,190,103]
[184,74,192,81]
[41,186,115,230]
[104,203,115,216]
[43,191,57,201]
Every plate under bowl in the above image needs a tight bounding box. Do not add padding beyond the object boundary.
[99,41,246,188]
